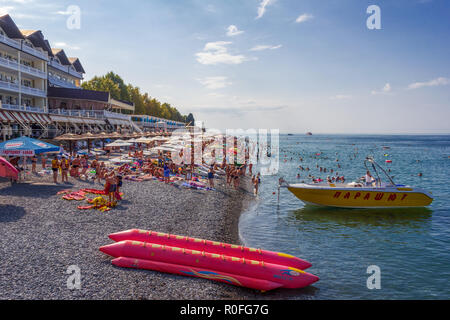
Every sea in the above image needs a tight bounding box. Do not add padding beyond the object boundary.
[238,134,450,299]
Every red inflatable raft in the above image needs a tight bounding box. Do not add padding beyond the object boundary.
[108,229,312,270]
[100,232,319,291]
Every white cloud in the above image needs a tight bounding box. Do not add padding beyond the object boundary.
[195,41,253,65]
[53,42,80,50]
[408,77,449,90]
[226,25,244,37]
[295,13,314,24]
[250,44,282,51]
[330,94,352,100]
[371,83,392,95]
[256,0,274,19]
[198,76,232,90]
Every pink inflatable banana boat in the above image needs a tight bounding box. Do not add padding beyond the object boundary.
[112,257,284,291]
[100,240,319,291]
[108,229,312,270]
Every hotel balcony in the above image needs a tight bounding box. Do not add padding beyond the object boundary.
[0,55,18,69]
[0,79,20,92]
[0,56,47,79]
[0,33,21,50]
[0,79,46,98]
[49,60,83,79]
[21,43,49,61]
[20,63,47,79]
[21,85,46,97]
[0,103,46,113]
[48,74,78,88]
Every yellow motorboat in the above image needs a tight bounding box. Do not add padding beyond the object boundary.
[281,157,433,209]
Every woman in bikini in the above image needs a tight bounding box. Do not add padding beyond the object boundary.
[31,155,38,173]
[60,156,69,183]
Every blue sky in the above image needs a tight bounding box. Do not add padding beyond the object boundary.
[1,0,449,133]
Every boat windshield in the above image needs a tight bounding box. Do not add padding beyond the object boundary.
[364,157,396,187]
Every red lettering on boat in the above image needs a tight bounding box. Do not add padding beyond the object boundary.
[375,193,384,201]
[388,194,397,201]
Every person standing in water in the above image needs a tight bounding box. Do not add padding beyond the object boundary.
[253,173,261,196]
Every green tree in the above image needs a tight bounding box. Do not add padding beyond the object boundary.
[81,73,192,123]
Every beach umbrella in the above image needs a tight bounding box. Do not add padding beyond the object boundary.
[78,132,100,154]
[54,133,83,154]
[0,156,19,180]
[105,140,132,148]
[0,136,59,156]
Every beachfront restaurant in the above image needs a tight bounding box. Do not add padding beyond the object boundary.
[47,86,139,137]
[132,114,186,133]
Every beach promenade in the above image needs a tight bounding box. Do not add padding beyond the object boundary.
[0,168,265,300]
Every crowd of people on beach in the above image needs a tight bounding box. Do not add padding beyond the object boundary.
[4,135,265,202]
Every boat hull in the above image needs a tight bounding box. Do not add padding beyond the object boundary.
[287,186,433,208]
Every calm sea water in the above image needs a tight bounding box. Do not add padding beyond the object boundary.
[239,134,450,299]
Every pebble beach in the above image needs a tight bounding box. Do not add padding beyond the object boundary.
[0,166,280,300]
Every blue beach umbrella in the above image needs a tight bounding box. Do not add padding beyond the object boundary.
[0,136,60,157]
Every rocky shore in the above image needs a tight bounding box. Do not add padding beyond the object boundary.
[0,170,268,300]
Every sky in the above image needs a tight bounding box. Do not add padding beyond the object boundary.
[1,0,449,134]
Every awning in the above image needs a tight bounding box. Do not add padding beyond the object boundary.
[0,110,12,122]
[27,113,41,123]
[37,113,52,124]
[50,115,69,123]
[9,111,30,123]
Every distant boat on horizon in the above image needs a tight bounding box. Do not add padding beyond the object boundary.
[306,132,313,136]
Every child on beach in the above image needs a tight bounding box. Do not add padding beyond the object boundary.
[163,163,171,183]
[208,166,215,189]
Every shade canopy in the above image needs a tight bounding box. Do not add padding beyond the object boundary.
[0,156,19,180]
[0,136,60,156]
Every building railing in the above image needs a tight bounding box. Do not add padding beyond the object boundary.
[0,79,20,91]
[0,33,21,49]
[49,60,83,79]
[49,109,105,119]
[20,63,47,79]
[0,103,46,113]
[0,56,18,69]
[0,79,46,97]
[48,75,78,88]
[21,43,49,61]
[104,110,131,121]
[68,68,83,79]
[21,85,46,97]
[0,56,47,79]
